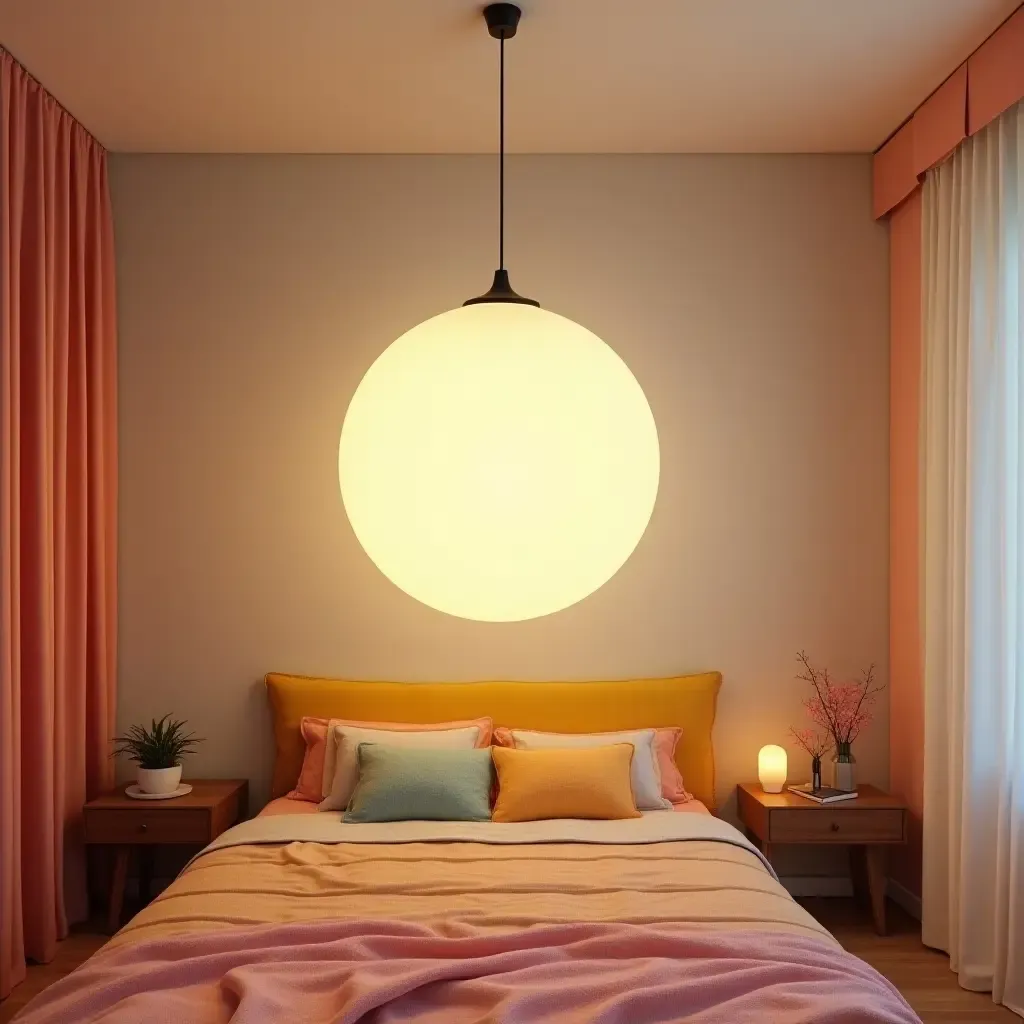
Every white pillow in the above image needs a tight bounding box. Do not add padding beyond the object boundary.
[319,724,483,811]
[320,719,344,798]
[319,721,488,798]
[503,728,670,810]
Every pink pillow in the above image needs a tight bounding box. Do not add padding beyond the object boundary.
[288,718,330,802]
[492,726,691,804]
[289,716,494,802]
[652,727,691,803]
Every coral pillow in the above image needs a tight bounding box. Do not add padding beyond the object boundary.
[288,716,493,803]
[491,744,641,822]
[287,718,331,802]
[651,727,691,803]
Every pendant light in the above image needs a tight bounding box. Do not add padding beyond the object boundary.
[338,3,660,623]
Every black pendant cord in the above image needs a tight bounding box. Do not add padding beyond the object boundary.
[464,3,538,307]
[499,34,504,271]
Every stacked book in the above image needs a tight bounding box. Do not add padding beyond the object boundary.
[788,783,858,804]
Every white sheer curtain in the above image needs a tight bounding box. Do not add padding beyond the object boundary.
[921,98,1024,1017]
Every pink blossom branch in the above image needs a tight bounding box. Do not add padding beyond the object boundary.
[796,650,840,739]
[789,726,830,759]
[795,652,886,749]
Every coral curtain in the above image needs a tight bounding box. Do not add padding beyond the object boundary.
[921,99,1024,1017]
[0,50,117,998]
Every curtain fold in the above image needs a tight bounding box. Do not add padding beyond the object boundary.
[1,50,117,999]
[921,99,1024,1017]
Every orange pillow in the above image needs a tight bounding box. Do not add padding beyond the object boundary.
[289,716,493,802]
[492,725,690,804]
[491,744,641,823]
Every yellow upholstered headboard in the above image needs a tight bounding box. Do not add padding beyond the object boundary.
[266,672,722,809]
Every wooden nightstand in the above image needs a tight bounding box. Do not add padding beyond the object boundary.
[736,782,907,935]
[84,779,248,931]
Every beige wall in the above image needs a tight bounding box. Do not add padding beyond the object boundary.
[111,155,889,840]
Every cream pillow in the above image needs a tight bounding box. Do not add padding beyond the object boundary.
[319,724,483,811]
[319,717,492,799]
[500,728,670,810]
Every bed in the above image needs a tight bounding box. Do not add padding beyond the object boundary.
[15,673,920,1023]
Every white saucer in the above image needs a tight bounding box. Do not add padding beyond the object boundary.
[124,783,193,801]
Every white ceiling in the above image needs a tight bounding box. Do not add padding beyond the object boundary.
[0,0,1019,154]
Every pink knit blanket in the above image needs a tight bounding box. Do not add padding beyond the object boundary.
[16,919,921,1023]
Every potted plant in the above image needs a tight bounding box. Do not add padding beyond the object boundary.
[112,715,203,795]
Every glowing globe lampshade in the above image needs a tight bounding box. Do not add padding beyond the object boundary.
[339,302,659,621]
[758,745,788,794]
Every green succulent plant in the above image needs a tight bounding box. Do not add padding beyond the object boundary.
[112,715,203,770]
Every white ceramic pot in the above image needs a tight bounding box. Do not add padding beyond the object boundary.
[136,765,182,795]
[830,757,856,792]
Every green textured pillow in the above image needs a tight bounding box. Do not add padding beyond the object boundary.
[343,742,494,823]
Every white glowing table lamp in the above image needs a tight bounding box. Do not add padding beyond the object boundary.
[758,744,788,793]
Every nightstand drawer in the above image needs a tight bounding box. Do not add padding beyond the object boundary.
[770,807,904,843]
[84,808,210,845]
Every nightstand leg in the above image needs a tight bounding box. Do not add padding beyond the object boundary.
[108,846,130,933]
[139,846,154,905]
[849,845,868,907]
[744,827,771,864]
[87,845,107,920]
[865,845,887,935]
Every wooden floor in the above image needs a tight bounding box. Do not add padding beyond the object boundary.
[0,928,107,1024]
[0,899,1017,1023]
[804,899,1018,1022]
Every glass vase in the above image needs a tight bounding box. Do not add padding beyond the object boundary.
[811,756,822,791]
[831,742,856,792]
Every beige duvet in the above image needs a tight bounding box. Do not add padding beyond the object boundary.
[109,812,833,952]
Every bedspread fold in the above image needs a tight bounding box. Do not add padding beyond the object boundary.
[15,919,920,1023]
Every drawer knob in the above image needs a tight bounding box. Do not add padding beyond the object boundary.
[138,823,148,833]
[829,822,840,832]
